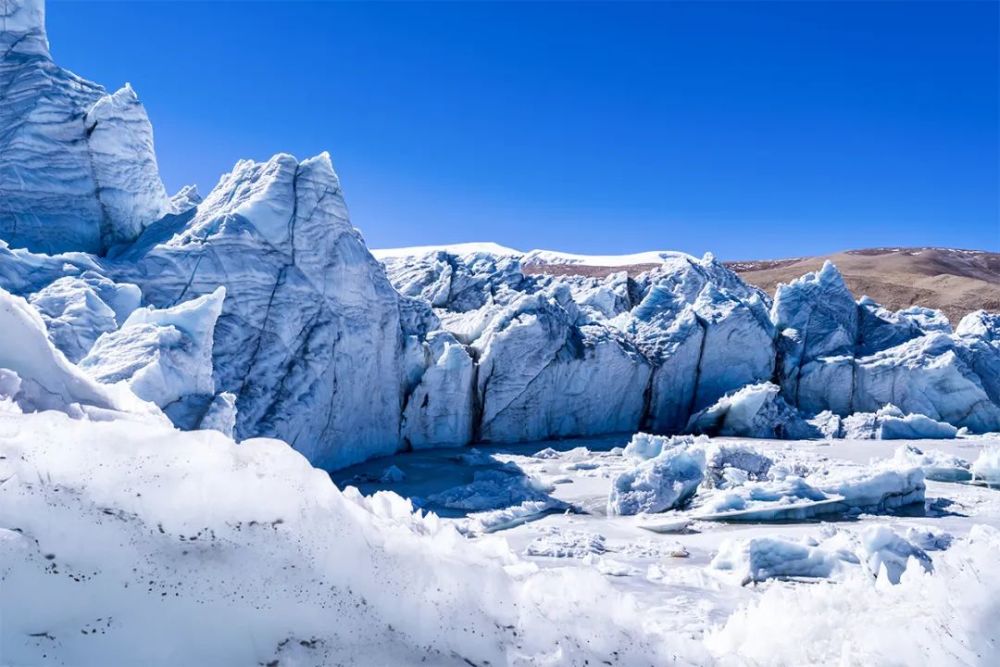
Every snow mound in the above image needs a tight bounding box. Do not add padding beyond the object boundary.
[372,242,523,259]
[0,409,681,666]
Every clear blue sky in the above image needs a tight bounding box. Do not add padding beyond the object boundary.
[49,1,998,258]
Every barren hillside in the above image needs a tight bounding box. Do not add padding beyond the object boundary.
[727,247,1000,323]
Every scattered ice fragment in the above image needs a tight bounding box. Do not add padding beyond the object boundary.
[379,465,406,483]
[703,443,773,489]
[198,392,238,438]
[891,444,970,482]
[622,433,705,461]
[710,534,858,584]
[858,524,932,584]
[971,447,1000,485]
[524,528,607,558]
[608,445,706,515]
[687,382,819,439]
[904,526,953,552]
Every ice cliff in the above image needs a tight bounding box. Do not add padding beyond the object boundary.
[0,0,170,254]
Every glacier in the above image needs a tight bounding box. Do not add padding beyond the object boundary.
[0,0,170,254]
[3,0,1000,471]
[4,3,1000,665]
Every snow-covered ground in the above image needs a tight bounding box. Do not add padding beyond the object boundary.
[334,433,1000,665]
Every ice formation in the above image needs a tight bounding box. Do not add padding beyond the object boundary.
[0,0,170,254]
[608,444,706,515]
[3,4,1000,664]
[687,382,818,439]
[117,152,406,469]
[2,0,1000,471]
[80,288,225,418]
[971,446,1000,485]
[891,444,971,482]
[706,525,1000,665]
[0,286,156,419]
[710,525,931,585]
[837,404,960,440]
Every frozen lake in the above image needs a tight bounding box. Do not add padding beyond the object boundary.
[333,434,1000,649]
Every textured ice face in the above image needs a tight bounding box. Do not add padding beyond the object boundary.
[473,286,651,442]
[28,272,141,362]
[117,153,405,469]
[0,4,170,254]
[0,285,158,419]
[80,287,225,412]
[687,382,819,439]
[0,0,46,54]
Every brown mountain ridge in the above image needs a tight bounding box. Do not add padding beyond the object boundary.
[726,247,1000,324]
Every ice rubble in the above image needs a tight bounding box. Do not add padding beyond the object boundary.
[80,287,225,421]
[0,286,156,419]
[891,444,971,482]
[608,433,927,520]
[710,524,932,585]
[696,464,926,521]
[687,382,817,439]
[706,526,1000,666]
[971,446,1000,485]
[524,528,608,558]
[839,404,959,440]
[607,445,706,515]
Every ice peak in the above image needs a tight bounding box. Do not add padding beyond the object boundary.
[1,0,48,57]
[817,259,845,284]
